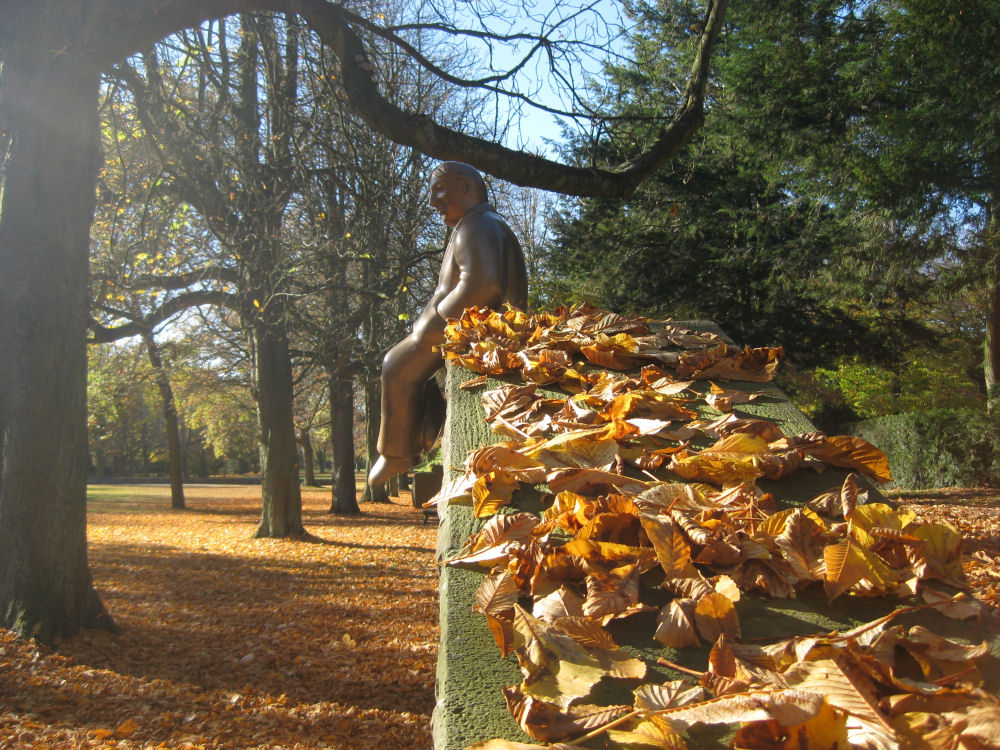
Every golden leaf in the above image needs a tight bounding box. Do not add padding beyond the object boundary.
[469,445,547,483]
[501,685,629,742]
[693,592,742,643]
[524,427,620,471]
[651,688,825,729]
[668,450,762,486]
[639,514,692,580]
[733,699,849,750]
[473,470,521,518]
[606,715,689,749]
[783,656,890,731]
[808,436,892,484]
[654,598,701,649]
[907,522,965,587]
[603,390,697,422]
[823,538,878,602]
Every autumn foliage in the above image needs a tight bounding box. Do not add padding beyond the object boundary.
[435,305,999,749]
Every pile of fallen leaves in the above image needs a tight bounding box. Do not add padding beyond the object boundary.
[434,305,1000,749]
[0,486,438,750]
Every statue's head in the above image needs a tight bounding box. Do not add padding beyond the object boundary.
[429,162,488,227]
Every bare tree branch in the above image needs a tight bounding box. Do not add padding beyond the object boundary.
[287,0,727,197]
[89,290,238,343]
[86,0,726,199]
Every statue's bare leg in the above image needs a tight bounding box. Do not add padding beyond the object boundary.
[368,331,443,485]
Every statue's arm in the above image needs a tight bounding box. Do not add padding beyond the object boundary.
[434,223,505,321]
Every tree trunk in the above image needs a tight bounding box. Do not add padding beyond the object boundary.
[142,331,185,509]
[252,322,305,537]
[985,203,1000,416]
[0,18,112,641]
[362,373,389,503]
[299,428,318,486]
[329,377,360,514]
[986,279,1000,415]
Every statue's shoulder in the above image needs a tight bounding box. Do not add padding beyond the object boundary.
[453,206,499,238]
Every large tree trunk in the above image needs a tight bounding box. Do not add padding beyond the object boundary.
[0,16,112,641]
[142,331,185,509]
[329,377,360,514]
[253,323,305,537]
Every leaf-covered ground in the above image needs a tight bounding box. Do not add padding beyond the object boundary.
[902,487,1000,611]
[0,484,439,749]
[1,483,997,750]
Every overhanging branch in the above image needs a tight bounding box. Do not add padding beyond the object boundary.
[289,0,728,198]
[89,0,726,199]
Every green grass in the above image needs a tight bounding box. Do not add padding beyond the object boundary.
[86,484,176,513]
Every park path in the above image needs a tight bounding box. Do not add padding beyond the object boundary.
[0,485,439,749]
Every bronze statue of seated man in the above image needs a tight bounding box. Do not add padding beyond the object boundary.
[368,162,528,485]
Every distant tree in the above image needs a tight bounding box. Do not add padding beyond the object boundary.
[547,0,878,367]
[87,342,162,476]
[843,0,1000,412]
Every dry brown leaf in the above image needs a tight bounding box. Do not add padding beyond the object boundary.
[546,467,648,496]
[634,681,706,711]
[655,598,701,649]
[783,656,890,730]
[652,688,825,728]
[640,513,693,580]
[774,508,827,585]
[502,685,629,742]
[693,592,742,644]
[733,699,849,750]
[475,571,520,619]
[808,435,892,484]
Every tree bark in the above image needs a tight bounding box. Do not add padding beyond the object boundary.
[985,203,1000,415]
[142,331,185,509]
[299,429,318,486]
[362,373,389,503]
[329,377,360,514]
[0,10,112,641]
[252,322,305,537]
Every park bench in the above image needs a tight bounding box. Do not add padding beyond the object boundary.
[411,465,442,524]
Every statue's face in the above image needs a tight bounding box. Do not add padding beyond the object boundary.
[429,172,473,228]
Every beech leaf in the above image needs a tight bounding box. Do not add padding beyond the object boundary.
[639,514,692,580]
[693,592,742,644]
[783,656,890,730]
[652,688,824,728]
[654,598,701,649]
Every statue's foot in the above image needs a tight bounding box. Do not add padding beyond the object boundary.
[368,454,417,485]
